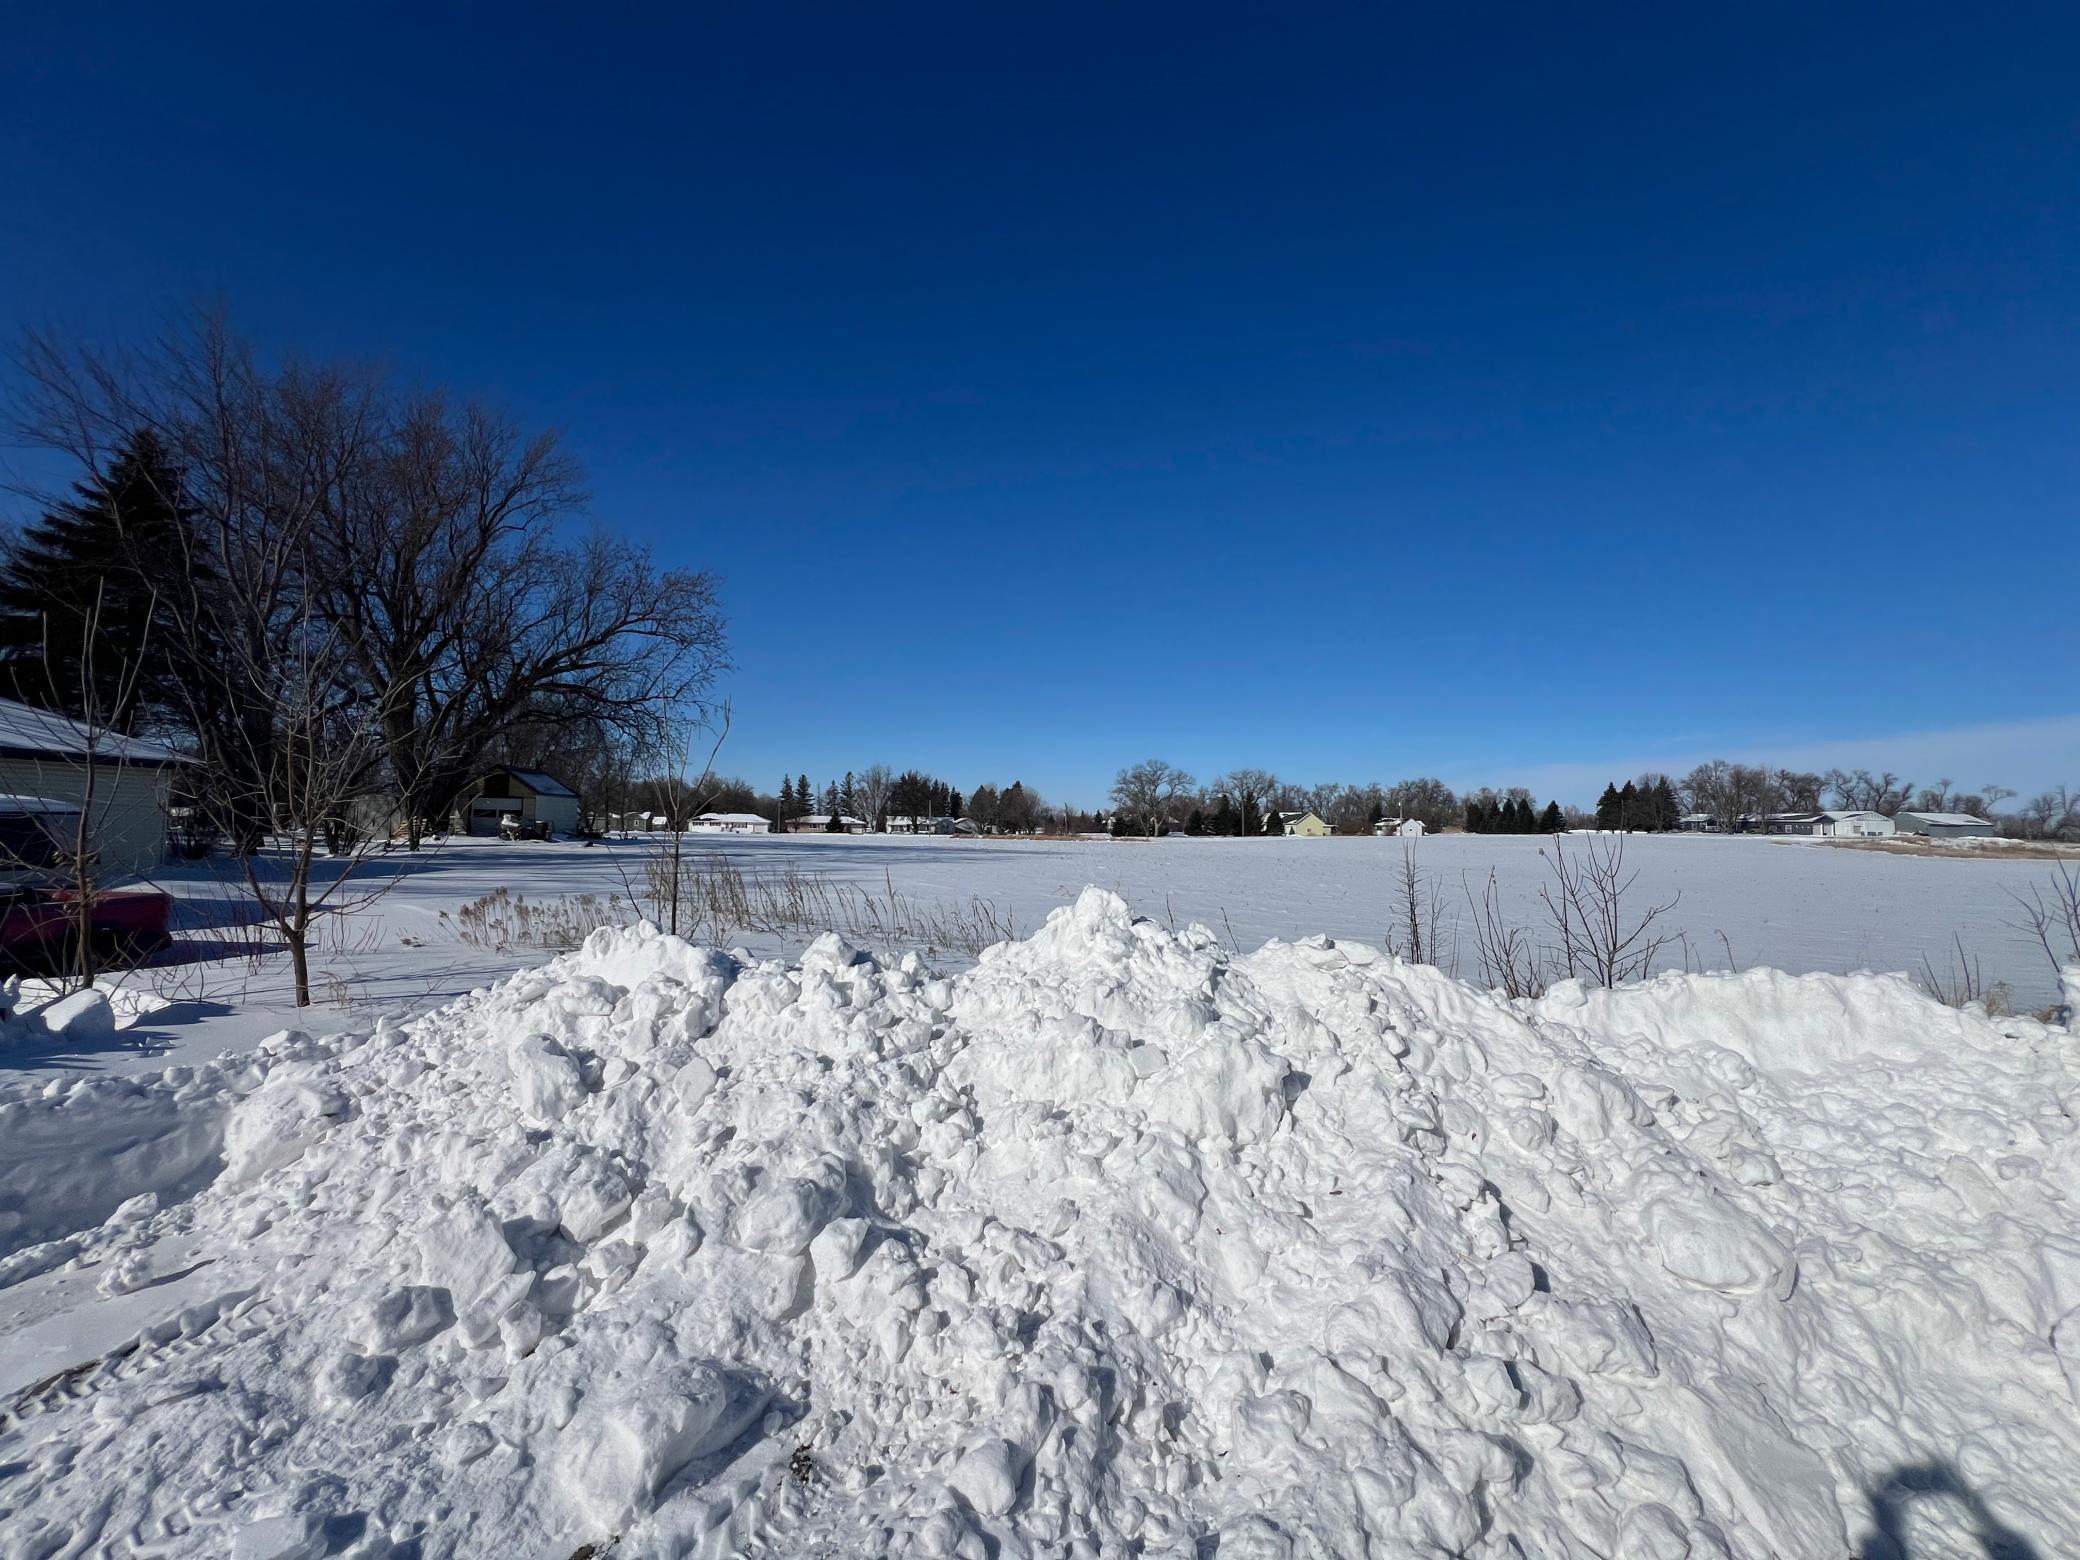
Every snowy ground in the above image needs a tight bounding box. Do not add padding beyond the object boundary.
[2,893,2075,1557]
[0,830,2068,1079]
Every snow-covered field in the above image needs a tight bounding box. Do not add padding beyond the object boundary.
[0,829,2069,1079]
[3,890,2076,1557]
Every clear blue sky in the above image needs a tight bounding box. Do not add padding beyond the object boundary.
[5,6,2076,807]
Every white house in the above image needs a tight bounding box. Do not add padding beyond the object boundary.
[0,695,181,875]
[1816,810,1895,838]
[787,814,870,834]
[1893,811,1996,839]
[691,812,770,835]
[1371,816,1426,837]
[1677,813,1719,833]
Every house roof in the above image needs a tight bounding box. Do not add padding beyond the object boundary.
[697,812,768,825]
[798,814,868,826]
[1819,809,1878,821]
[503,766,577,798]
[1897,811,1990,827]
[0,696,184,768]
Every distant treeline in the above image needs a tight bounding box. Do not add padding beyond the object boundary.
[587,752,2077,844]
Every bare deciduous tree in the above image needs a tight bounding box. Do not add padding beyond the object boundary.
[1110,759,1196,836]
[1537,834,1681,987]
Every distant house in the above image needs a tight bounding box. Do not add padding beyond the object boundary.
[1371,816,1426,837]
[887,816,959,835]
[1893,811,1995,839]
[691,812,770,835]
[1760,811,1826,836]
[1816,809,1895,838]
[787,814,869,834]
[1276,810,1331,837]
[0,694,182,875]
[1677,813,1719,833]
[454,767,580,838]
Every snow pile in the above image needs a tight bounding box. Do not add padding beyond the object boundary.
[3,890,2078,1558]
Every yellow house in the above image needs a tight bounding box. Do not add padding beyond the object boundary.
[1275,810,1331,837]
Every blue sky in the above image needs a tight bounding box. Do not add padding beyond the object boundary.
[4,6,2076,807]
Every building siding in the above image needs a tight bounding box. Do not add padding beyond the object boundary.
[0,756,168,876]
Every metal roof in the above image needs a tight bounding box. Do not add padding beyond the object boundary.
[1897,811,1992,827]
[0,696,184,767]
[502,767,578,798]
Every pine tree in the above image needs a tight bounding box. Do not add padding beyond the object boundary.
[779,776,796,823]
[0,429,199,726]
[825,810,845,833]
[1594,783,1621,831]
[1539,800,1563,833]
[1653,776,1680,833]
[1263,807,1284,836]
[797,775,811,819]
[1618,780,1639,832]
[840,770,857,819]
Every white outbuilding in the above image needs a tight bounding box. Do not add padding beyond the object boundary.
[1816,810,1895,838]
[0,695,180,876]
[1372,816,1426,837]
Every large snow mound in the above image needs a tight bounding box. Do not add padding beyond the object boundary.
[2,890,2076,1558]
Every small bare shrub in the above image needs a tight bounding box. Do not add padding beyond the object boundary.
[442,889,629,954]
[1918,934,2010,1015]
[1463,868,1547,999]
[1537,835,1680,987]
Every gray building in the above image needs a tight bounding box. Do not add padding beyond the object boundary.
[1892,810,1996,839]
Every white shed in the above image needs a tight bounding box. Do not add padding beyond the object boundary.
[0,697,180,877]
[1816,810,1895,838]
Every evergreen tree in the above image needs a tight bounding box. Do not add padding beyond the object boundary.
[1594,783,1621,830]
[1618,780,1640,831]
[797,775,812,819]
[840,770,857,818]
[0,429,199,726]
[1465,798,1488,834]
[821,780,839,816]
[949,789,964,818]
[1539,800,1563,833]
[779,776,796,822]
[1210,795,1236,836]
[824,810,845,833]
[1652,775,1680,833]
[1184,806,1204,836]
[1263,807,1284,836]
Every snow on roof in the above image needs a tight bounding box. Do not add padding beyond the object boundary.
[798,814,868,826]
[503,767,578,798]
[0,793,84,814]
[1898,812,1991,827]
[1819,810,1877,820]
[696,812,769,824]
[0,695,183,766]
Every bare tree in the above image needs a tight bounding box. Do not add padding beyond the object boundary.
[1110,759,1196,836]
[2008,864,2080,986]
[1384,843,1450,970]
[1537,835,1680,987]
[853,764,894,832]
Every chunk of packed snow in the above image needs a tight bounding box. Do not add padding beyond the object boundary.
[2,894,2076,1558]
[34,986,116,1038]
